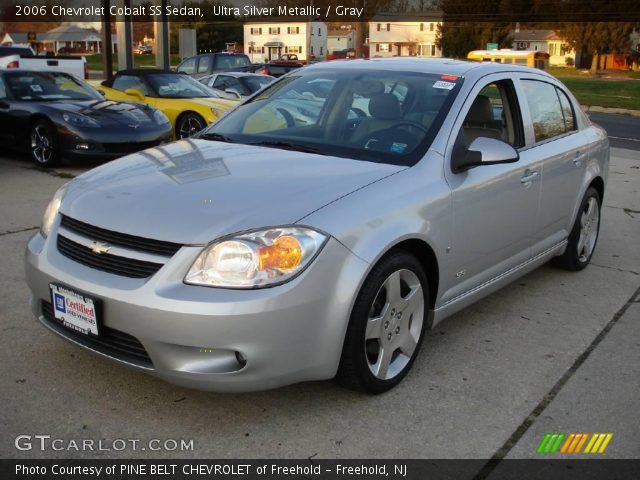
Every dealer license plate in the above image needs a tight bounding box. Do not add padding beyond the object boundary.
[49,284,100,336]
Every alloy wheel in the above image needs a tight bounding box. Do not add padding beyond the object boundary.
[31,124,54,164]
[365,268,424,380]
[577,196,600,263]
[178,115,205,138]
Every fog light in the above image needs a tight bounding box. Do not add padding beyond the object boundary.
[235,351,247,367]
[75,143,90,150]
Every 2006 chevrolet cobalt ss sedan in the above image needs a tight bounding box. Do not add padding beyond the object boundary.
[25,59,609,393]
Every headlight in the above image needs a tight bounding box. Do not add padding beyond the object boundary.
[62,112,100,128]
[211,107,225,118]
[41,184,68,238]
[185,227,327,288]
[153,109,170,124]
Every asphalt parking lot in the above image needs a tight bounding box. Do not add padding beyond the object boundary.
[0,144,638,463]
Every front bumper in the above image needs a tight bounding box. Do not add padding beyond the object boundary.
[58,125,172,160]
[24,227,369,392]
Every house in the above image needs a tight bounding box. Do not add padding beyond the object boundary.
[327,28,355,54]
[243,21,327,62]
[368,14,442,58]
[510,27,575,66]
[2,26,116,54]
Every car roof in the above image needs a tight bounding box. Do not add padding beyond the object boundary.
[305,57,552,79]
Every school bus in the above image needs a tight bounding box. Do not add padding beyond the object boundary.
[467,50,550,70]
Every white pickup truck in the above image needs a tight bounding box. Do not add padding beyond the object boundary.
[0,45,87,80]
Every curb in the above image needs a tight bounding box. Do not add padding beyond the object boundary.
[581,105,640,117]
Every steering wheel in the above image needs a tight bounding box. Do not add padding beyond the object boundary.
[389,120,429,134]
[276,108,295,128]
[361,121,428,153]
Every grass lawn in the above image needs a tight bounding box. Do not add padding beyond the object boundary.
[85,53,181,71]
[558,78,640,110]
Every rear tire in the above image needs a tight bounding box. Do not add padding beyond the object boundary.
[30,119,60,168]
[553,187,601,271]
[336,251,428,394]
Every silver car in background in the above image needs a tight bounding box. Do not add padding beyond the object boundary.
[25,59,609,393]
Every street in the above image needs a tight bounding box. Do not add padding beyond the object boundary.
[0,120,638,465]
[588,112,640,151]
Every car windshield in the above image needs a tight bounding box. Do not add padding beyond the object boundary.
[241,76,275,95]
[4,72,101,101]
[201,68,462,166]
[146,74,217,98]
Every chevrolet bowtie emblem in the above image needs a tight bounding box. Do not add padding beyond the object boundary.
[90,241,111,255]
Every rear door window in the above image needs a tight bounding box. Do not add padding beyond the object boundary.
[197,56,210,74]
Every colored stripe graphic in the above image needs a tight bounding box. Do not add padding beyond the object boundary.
[540,433,613,454]
[585,433,614,454]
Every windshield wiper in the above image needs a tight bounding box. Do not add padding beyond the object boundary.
[247,140,325,155]
[199,132,235,143]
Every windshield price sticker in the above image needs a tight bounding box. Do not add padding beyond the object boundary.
[433,80,457,90]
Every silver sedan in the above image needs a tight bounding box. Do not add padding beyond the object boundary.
[25,58,609,393]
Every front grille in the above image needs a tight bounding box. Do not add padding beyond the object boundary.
[60,215,181,256]
[57,235,163,278]
[41,301,153,368]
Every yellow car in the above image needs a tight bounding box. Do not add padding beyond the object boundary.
[95,69,238,139]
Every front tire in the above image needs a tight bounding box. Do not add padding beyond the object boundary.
[336,251,428,394]
[30,119,60,167]
[553,187,601,270]
[176,113,206,139]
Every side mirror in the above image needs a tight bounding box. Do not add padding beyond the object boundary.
[225,88,242,99]
[452,137,519,173]
[97,89,106,97]
[124,88,145,101]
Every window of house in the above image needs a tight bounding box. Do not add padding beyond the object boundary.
[387,24,390,31]
[430,23,434,32]
[318,28,322,36]
[269,27,280,35]
[431,45,436,56]
[521,79,568,143]
[288,26,300,34]
[377,24,381,31]
[420,23,424,31]
[320,46,323,55]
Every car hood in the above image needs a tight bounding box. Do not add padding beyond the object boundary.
[47,100,156,128]
[61,139,405,245]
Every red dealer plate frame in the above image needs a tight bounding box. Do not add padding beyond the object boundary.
[49,283,102,336]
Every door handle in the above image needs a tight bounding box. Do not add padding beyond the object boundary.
[520,169,539,186]
[572,151,586,166]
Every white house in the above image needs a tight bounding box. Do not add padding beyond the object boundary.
[510,28,575,66]
[327,28,355,53]
[368,15,442,58]
[243,21,327,62]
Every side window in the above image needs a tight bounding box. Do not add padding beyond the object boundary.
[178,57,196,74]
[197,56,210,73]
[521,79,566,143]
[556,87,576,132]
[461,80,522,148]
[0,77,6,99]
[112,75,148,94]
[212,76,228,89]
